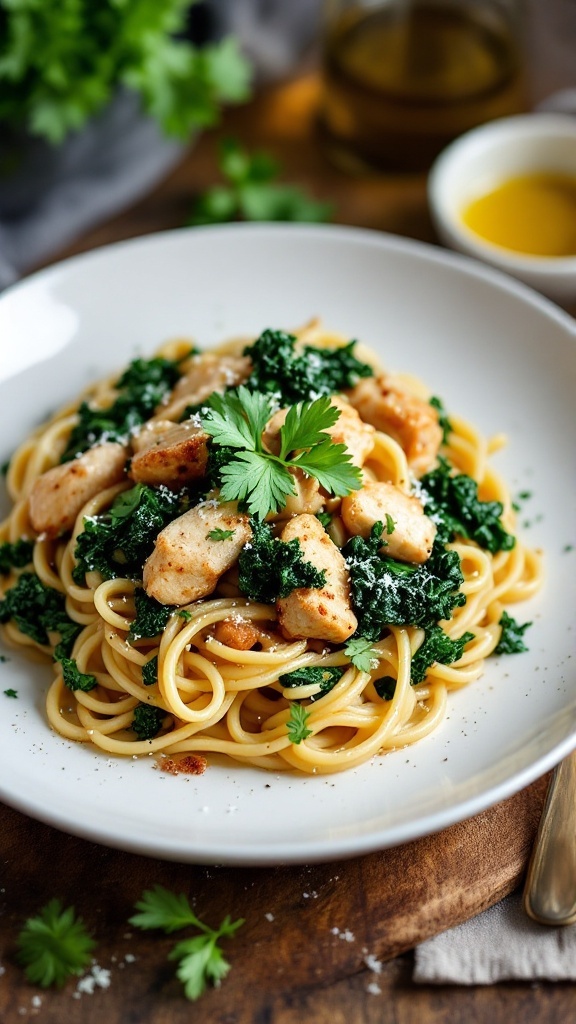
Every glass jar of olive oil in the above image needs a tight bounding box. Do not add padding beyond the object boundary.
[318,0,528,174]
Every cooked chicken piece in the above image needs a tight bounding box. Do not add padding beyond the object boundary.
[341,481,436,564]
[129,419,209,488]
[213,617,261,650]
[271,469,326,520]
[143,501,252,606]
[276,514,357,643]
[159,352,251,420]
[346,374,442,476]
[28,442,127,539]
[262,396,375,468]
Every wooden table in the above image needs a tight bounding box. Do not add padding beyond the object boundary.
[2,75,575,1023]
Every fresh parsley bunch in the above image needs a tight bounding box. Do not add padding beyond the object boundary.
[0,0,251,144]
[201,386,362,520]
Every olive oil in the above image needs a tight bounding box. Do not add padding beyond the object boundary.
[319,1,526,174]
[463,173,576,257]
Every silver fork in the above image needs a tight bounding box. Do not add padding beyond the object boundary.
[524,750,576,925]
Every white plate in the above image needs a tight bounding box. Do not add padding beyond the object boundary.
[0,224,575,866]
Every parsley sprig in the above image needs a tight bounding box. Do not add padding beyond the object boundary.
[129,886,244,1001]
[201,387,361,519]
[16,899,96,989]
[189,138,332,225]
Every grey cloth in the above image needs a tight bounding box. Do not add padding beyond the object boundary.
[0,1,324,291]
[413,894,576,985]
[0,92,185,291]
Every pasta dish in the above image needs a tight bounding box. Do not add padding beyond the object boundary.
[0,321,542,775]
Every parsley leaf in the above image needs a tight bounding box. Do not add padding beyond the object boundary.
[202,388,361,519]
[189,138,331,226]
[495,611,532,654]
[16,899,96,989]
[237,518,326,603]
[129,885,244,1001]
[344,637,380,673]
[243,329,374,406]
[4,688,18,698]
[286,702,313,744]
[420,457,515,554]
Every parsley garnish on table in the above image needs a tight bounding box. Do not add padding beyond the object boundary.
[129,885,244,1001]
[189,139,332,225]
[16,900,96,988]
[201,387,361,520]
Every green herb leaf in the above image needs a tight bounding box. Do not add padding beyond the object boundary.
[16,899,96,989]
[4,688,18,698]
[131,703,166,741]
[202,388,361,519]
[286,702,313,744]
[344,637,380,673]
[495,611,532,655]
[189,139,331,226]
[129,885,244,1002]
[206,528,235,541]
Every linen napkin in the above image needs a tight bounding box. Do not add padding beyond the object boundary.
[413,894,576,984]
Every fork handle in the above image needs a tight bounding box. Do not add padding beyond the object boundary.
[524,751,576,926]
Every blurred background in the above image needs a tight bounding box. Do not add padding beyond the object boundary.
[0,0,574,290]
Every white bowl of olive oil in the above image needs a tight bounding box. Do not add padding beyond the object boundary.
[428,113,576,306]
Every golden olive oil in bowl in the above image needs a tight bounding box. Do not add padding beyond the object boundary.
[462,173,576,257]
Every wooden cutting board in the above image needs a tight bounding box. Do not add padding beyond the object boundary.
[1,772,551,1006]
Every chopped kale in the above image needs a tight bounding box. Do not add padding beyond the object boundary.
[237,518,326,603]
[242,329,374,405]
[0,538,35,575]
[142,656,158,686]
[410,625,474,685]
[60,355,188,462]
[429,395,452,445]
[73,483,192,583]
[279,665,345,701]
[132,703,166,740]
[495,610,532,655]
[316,512,332,530]
[376,626,473,698]
[129,589,174,643]
[374,676,397,701]
[0,572,81,655]
[344,522,466,641]
[420,457,515,554]
[60,657,97,692]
